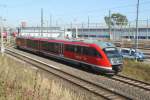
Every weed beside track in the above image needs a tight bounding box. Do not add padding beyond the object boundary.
[0,54,95,100]
[121,60,150,83]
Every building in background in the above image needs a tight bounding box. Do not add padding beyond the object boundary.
[16,20,150,41]
[67,21,150,41]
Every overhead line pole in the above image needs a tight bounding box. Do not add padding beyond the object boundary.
[147,18,149,40]
[0,5,6,56]
[0,17,4,56]
[50,14,52,27]
[88,16,90,28]
[135,0,140,61]
[41,8,44,37]
[109,10,112,40]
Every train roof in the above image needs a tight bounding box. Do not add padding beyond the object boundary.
[17,36,116,49]
[81,39,116,49]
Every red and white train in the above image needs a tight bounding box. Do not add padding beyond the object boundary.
[16,36,123,75]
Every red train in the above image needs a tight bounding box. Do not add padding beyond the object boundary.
[16,36,123,75]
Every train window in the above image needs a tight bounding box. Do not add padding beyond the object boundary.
[70,45,75,52]
[65,45,69,51]
[27,40,32,47]
[75,46,82,54]
[49,42,55,52]
[54,43,59,53]
[44,42,60,54]
[65,45,75,52]
[33,40,38,48]
[83,47,89,55]
[83,47,100,57]
[88,48,96,56]
[41,41,50,51]
[96,51,102,58]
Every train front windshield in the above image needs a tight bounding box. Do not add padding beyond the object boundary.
[103,47,123,65]
[103,47,120,58]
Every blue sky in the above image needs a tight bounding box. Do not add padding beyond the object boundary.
[1,0,150,26]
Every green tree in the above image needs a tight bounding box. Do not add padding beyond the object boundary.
[104,13,128,26]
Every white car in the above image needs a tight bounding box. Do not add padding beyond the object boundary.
[120,48,145,61]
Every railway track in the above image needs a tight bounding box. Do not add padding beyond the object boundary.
[5,48,131,100]
[112,75,150,91]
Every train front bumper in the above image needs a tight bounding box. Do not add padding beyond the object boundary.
[93,64,123,75]
[93,66,116,75]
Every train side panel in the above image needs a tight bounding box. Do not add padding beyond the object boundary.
[93,44,111,67]
[64,44,111,67]
[39,40,64,56]
[16,37,27,48]
[16,37,121,75]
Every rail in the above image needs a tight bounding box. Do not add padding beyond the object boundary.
[112,74,150,91]
[5,48,131,100]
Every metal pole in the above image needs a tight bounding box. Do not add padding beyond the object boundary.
[88,16,90,38]
[64,25,66,39]
[74,19,78,39]
[70,22,72,33]
[147,18,149,40]
[82,23,84,38]
[76,24,78,39]
[88,16,90,28]
[128,22,131,40]
[0,17,4,55]
[135,0,139,61]
[50,14,52,27]
[41,8,43,37]
[109,10,112,40]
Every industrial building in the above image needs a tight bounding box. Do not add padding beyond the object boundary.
[17,25,150,41]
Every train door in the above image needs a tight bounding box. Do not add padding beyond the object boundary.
[64,44,75,59]
[74,46,82,61]
[82,47,100,65]
[35,39,40,53]
[37,39,40,51]
[60,43,64,56]
[82,47,90,63]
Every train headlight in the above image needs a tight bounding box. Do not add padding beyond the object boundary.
[110,58,115,65]
[110,58,122,65]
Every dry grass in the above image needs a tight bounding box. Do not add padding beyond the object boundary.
[0,54,103,100]
[1,52,149,100]
[121,59,150,83]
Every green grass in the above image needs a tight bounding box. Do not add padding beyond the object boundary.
[121,59,150,83]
